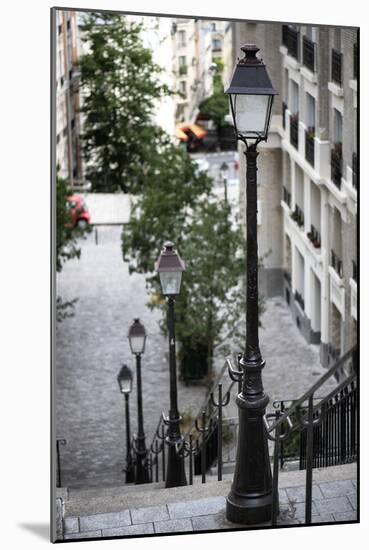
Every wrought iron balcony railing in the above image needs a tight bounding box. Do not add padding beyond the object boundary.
[282,186,291,207]
[291,204,304,228]
[352,152,357,189]
[331,145,342,188]
[307,224,321,248]
[294,290,305,311]
[305,127,315,167]
[290,114,299,149]
[331,49,343,86]
[352,260,357,282]
[331,249,343,278]
[302,36,315,72]
[282,102,287,130]
[282,25,300,60]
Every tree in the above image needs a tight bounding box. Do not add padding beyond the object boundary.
[198,60,230,141]
[122,149,246,380]
[79,13,171,193]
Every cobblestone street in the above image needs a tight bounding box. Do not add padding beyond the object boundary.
[56,225,334,489]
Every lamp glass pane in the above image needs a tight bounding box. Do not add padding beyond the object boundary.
[130,335,145,354]
[120,378,132,393]
[159,271,182,295]
[233,94,269,135]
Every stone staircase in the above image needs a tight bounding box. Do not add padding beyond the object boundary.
[56,462,357,540]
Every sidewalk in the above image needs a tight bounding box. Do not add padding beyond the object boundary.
[60,463,357,540]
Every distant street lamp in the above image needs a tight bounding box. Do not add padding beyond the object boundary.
[155,241,187,488]
[117,364,135,483]
[225,44,278,525]
[219,161,229,202]
[128,318,150,484]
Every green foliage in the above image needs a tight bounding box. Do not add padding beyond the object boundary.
[198,64,229,131]
[56,176,81,272]
[79,12,171,193]
[122,150,247,373]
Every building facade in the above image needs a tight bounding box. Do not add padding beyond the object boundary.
[55,10,84,187]
[233,22,358,367]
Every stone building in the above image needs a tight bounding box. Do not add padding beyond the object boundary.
[55,10,84,187]
[232,21,358,367]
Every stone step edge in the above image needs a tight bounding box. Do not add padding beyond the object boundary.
[63,462,356,519]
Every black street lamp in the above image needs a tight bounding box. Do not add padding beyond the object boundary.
[219,161,229,202]
[117,364,135,483]
[224,44,278,525]
[155,241,187,488]
[128,318,150,484]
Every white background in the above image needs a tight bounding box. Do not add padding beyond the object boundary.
[0,0,367,548]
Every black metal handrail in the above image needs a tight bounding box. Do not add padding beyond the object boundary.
[282,186,291,207]
[331,249,343,278]
[331,146,342,188]
[303,36,315,72]
[290,114,299,149]
[307,224,321,248]
[305,127,315,166]
[331,49,343,85]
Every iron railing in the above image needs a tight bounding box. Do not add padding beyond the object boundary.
[307,224,321,248]
[56,438,67,488]
[305,128,315,167]
[290,115,299,149]
[331,49,343,86]
[282,186,291,207]
[331,249,343,278]
[352,260,357,282]
[282,25,300,60]
[291,204,304,228]
[282,102,287,129]
[303,36,315,72]
[331,146,342,188]
[264,346,357,525]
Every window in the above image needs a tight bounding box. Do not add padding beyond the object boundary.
[211,23,216,31]
[71,118,75,130]
[60,76,64,87]
[178,30,186,47]
[179,81,187,96]
[58,24,62,35]
[212,39,222,51]
[69,69,73,80]
[334,108,342,143]
[67,19,71,31]
[56,133,60,144]
[179,56,186,66]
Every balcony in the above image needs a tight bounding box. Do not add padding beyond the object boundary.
[352,152,357,190]
[282,25,300,60]
[291,205,304,228]
[305,127,315,167]
[282,186,291,208]
[331,49,343,86]
[307,224,321,248]
[302,36,315,72]
[331,250,343,278]
[290,114,299,149]
[331,145,342,189]
[294,290,305,311]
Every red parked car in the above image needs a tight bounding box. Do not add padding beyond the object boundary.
[66,195,91,228]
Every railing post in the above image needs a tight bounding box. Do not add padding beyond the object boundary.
[305,395,314,524]
[210,383,230,481]
[272,412,281,526]
[189,434,193,485]
[195,410,208,484]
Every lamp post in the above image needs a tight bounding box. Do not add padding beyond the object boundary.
[155,241,187,488]
[117,364,135,483]
[224,44,278,525]
[128,318,150,484]
[219,161,229,202]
